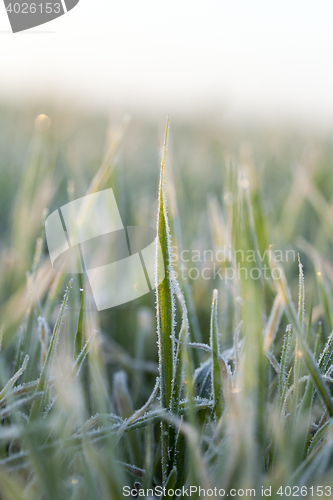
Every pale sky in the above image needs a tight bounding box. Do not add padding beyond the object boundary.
[1,0,333,122]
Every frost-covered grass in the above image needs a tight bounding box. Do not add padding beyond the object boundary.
[1,108,333,498]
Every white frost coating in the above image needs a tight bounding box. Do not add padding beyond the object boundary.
[319,331,333,372]
[116,377,160,439]
[74,330,97,377]
[38,316,49,369]
[298,257,305,329]
[266,351,280,374]
[154,120,176,484]
[46,281,72,373]
[209,289,219,354]
[142,237,165,288]
[174,341,211,352]
[37,317,49,337]
[169,266,190,410]
[0,355,29,401]
[282,375,309,414]
[193,358,213,400]
[155,121,176,405]
[279,324,291,392]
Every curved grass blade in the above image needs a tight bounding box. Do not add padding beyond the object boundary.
[319,332,333,374]
[30,280,72,421]
[74,330,97,377]
[263,293,283,353]
[162,467,177,498]
[269,254,333,416]
[0,354,29,401]
[0,392,44,420]
[0,380,39,408]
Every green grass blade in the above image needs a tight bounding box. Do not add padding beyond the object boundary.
[270,255,333,416]
[30,280,72,420]
[171,270,189,414]
[263,293,283,353]
[0,354,29,401]
[74,330,97,377]
[143,424,154,489]
[74,287,85,359]
[291,257,305,427]
[162,467,177,498]
[308,420,331,455]
[0,470,34,500]
[156,117,175,410]
[210,289,223,418]
[155,118,176,484]
[279,325,291,401]
[319,332,333,374]
[317,270,333,335]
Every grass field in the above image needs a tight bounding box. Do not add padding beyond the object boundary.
[1,104,333,499]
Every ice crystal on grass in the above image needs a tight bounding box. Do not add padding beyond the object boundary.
[30,280,72,421]
[319,332,333,374]
[155,118,176,412]
[279,325,291,399]
[3,117,333,496]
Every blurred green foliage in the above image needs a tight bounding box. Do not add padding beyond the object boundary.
[0,103,333,498]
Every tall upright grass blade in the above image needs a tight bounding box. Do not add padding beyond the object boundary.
[291,257,305,427]
[74,287,85,359]
[156,117,175,410]
[210,289,223,418]
[279,325,291,402]
[317,270,333,335]
[155,118,176,483]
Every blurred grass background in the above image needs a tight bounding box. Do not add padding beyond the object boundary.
[1,102,333,497]
[1,103,332,336]
[0,104,330,386]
